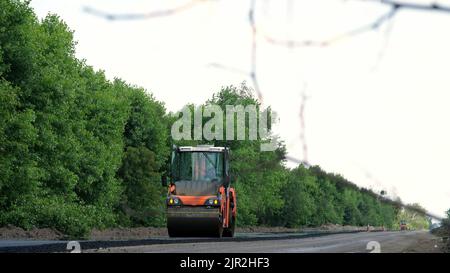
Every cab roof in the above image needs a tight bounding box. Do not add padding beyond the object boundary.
[178,145,227,152]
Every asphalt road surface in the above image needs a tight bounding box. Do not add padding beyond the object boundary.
[0,230,440,253]
[89,231,439,253]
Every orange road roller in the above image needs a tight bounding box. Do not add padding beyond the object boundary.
[162,145,237,237]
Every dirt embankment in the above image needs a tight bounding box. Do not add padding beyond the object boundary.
[431,226,450,252]
[90,227,168,240]
[90,224,387,240]
[0,225,65,240]
[402,233,445,253]
[0,224,388,241]
[89,226,306,240]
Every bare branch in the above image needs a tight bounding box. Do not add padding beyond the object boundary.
[263,5,399,48]
[371,14,395,71]
[366,0,450,13]
[263,0,450,48]
[285,155,311,167]
[211,0,263,103]
[299,85,310,164]
[249,0,263,103]
[83,0,207,21]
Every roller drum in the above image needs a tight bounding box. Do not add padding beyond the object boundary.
[167,207,223,237]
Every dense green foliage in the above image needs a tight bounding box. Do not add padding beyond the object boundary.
[0,0,169,237]
[0,1,427,237]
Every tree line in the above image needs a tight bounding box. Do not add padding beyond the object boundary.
[0,1,429,237]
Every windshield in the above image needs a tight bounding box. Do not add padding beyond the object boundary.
[172,152,224,182]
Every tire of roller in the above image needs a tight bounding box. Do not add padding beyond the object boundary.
[167,215,223,237]
[222,215,235,237]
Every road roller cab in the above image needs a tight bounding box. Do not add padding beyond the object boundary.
[400,220,408,231]
[162,145,237,237]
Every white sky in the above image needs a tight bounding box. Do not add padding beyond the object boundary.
[30,0,450,217]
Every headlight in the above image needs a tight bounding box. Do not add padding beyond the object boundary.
[167,197,181,206]
[205,197,220,207]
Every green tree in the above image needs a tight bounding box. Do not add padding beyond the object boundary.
[117,85,170,226]
[0,0,167,236]
[280,166,317,227]
[0,80,39,209]
[118,146,165,226]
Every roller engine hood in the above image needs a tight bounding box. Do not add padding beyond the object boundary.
[174,180,221,196]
